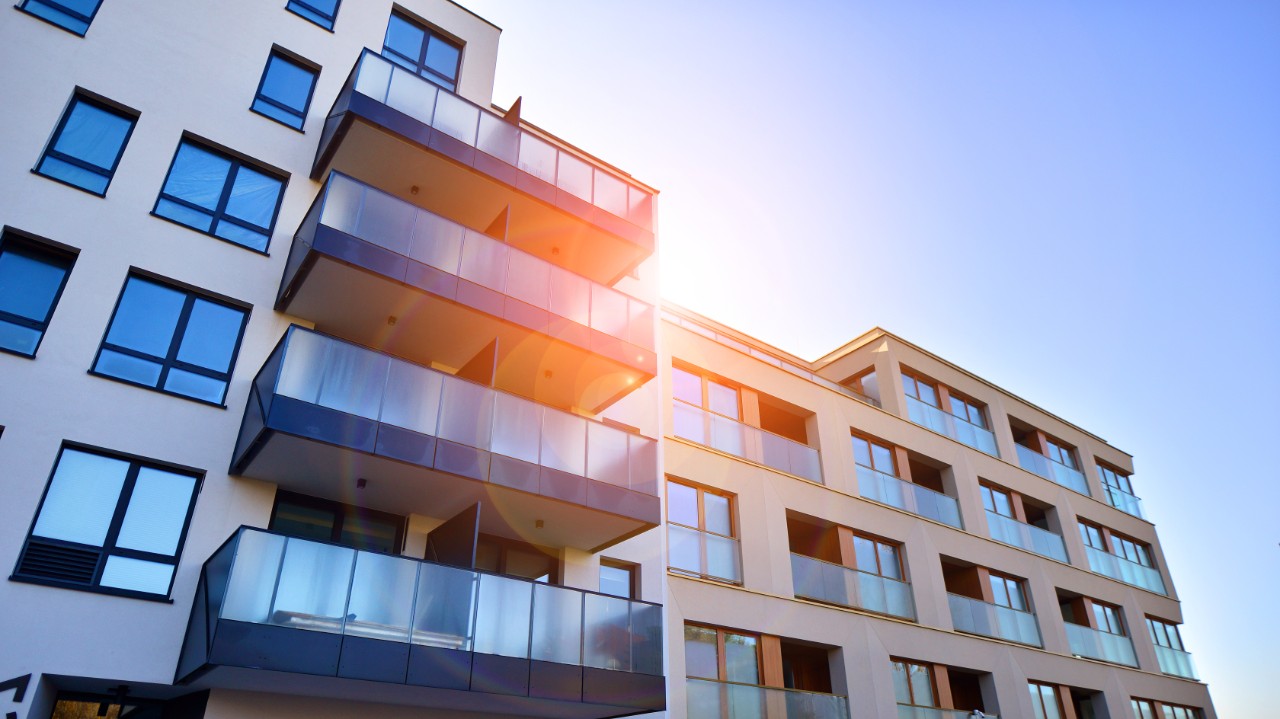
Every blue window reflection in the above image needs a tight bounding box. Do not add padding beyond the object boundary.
[252,51,319,130]
[35,94,135,195]
[93,275,248,404]
[286,0,339,31]
[19,0,103,36]
[382,12,462,92]
[153,140,286,252]
[0,233,75,357]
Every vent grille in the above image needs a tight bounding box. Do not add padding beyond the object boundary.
[17,540,100,584]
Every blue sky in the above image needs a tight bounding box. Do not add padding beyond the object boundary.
[462,2,1278,716]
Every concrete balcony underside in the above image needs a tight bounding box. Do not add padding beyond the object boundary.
[232,328,660,553]
[315,52,655,287]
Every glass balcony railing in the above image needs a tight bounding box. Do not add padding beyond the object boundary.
[985,511,1068,562]
[898,706,997,719]
[1015,445,1089,495]
[177,528,665,709]
[857,465,961,528]
[947,593,1042,647]
[669,525,742,584]
[686,678,850,719]
[1154,644,1199,680]
[790,553,916,620]
[671,402,822,483]
[232,324,660,498]
[1083,546,1167,595]
[286,171,655,354]
[1064,623,1137,666]
[1104,485,1146,519]
[331,50,654,232]
[904,396,998,456]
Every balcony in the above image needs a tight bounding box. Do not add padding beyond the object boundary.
[857,465,961,528]
[279,172,655,413]
[904,396,998,456]
[985,511,1068,562]
[669,525,742,584]
[1015,445,1089,495]
[232,327,659,552]
[1083,546,1167,595]
[898,707,998,719]
[1104,485,1146,519]
[316,50,654,284]
[790,553,916,620]
[1154,645,1199,680]
[1064,623,1137,667]
[686,678,850,719]
[671,402,822,483]
[176,528,664,717]
[947,593,1042,647]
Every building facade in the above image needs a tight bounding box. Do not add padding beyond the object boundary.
[0,2,1214,719]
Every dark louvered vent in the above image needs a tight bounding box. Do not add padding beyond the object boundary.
[16,539,100,584]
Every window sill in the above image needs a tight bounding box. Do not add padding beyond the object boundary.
[9,574,174,603]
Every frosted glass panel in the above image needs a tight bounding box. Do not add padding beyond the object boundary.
[584,593,630,670]
[345,552,417,641]
[379,359,442,434]
[221,530,287,623]
[99,556,173,595]
[411,563,476,649]
[114,467,196,555]
[473,574,531,657]
[491,393,540,463]
[32,449,129,546]
[270,539,355,633]
[530,583,582,664]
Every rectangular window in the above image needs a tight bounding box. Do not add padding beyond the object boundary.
[901,373,938,407]
[673,364,740,420]
[948,392,988,429]
[1146,617,1185,651]
[383,11,463,91]
[890,659,935,707]
[1029,682,1063,719]
[14,445,201,598]
[252,48,319,130]
[599,559,637,599]
[153,138,286,252]
[1046,438,1078,469]
[18,0,103,35]
[1112,533,1153,567]
[851,434,897,476]
[844,368,880,405]
[668,479,739,583]
[269,490,404,553]
[1078,521,1106,550]
[474,533,558,583]
[1098,463,1134,494]
[1132,699,1158,719]
[1158,703,1201,719]
[35,93,136,195]
[684,624,760,684]
[91,274,249,405]
[853,533,903,580]
[1092,600,1125,635]
[668,480,733,537]
[286,0,339,30]
[0,230,75,357]
[980,484,1014,517]
[988,572,1028,611]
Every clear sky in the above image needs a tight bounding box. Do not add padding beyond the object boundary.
[460,2,1278,716]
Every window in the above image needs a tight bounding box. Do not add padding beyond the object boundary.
[1045,437,1077,469]
[0,230,75,357]
[1029,682,1063,719]
[851,434,897,477]
[988,572,1028,611]
[853,533,903,580]
[286,0,339,30]
[948,392,987,429]
[1092,600,1126,635]
[35,93,136,195]
[685,624,760,684]
[673,365,740,419]
[1159,703,1201,719]
[845,368,880,405]
[980,484,1014,517]
[901,373,938,407]
[269,490,404,553]
[1132,699,1158,719]
[475,533,558,583]
[91,274,249,405]
[382,12,463,91]
[890,659,936,708]
[18,0,102,35]
[1112,533,1153,566]
[1079,521,1106,550]
[153,138,286,252]
[252,49,319,130]
[1098,463,1134,495]
[667,480,739,582]
[600,559,637,599]
[1146,617,1185,651]
[14,446,200,598]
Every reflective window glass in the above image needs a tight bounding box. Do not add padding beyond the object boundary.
[253,50,319,130]
[599,562,634,599]
[382,12,463,91]
[286,0,339,30]
[19,0,103,36]
[154,139,286,252]
[35,94,135,194]
[0,233,75,356]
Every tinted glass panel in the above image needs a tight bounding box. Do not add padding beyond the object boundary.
[104,278,186,357]
[254,53,317,129]
[0,247,68,321]
[20,0,102,34]
[287,0,339,30]
[155,140,284,251]
[36,96,134,194]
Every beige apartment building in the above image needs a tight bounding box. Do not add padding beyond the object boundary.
[0,1,1213,719]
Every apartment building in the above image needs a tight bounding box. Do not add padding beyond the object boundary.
[0,2,665,718]
[662,306,1216,719]
[0,2,1216,719]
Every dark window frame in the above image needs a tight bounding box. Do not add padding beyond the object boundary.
[285,0,340,31]
[382,10,463,91]
[0,227,77,358]
[11,441,204,602]
[89,271,251,407]
[268,490,407,554]
[475,533,561,584]
[33,91,138,197]
[16,0,104,36]
[150,135,289,254]
[251,46,321,131]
